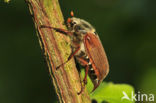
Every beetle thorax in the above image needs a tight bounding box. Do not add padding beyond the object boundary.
[68,17,96,49]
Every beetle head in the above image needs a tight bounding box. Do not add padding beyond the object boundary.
[67,11,96,35]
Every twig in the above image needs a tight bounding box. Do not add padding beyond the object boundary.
[26,0,91,103]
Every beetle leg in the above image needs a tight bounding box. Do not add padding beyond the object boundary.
[77,57,89,84]
[56,46,80,69]
[76,57,89,94]
[84,66,89,84]
[77,66,88,95]
[40,25,73,36]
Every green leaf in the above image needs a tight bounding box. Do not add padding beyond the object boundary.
[80,69,135,103]
[90,82,135,103]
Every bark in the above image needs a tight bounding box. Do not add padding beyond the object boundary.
[26,0,91,103]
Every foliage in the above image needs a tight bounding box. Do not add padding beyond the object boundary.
[81,70,135,103]
[90,82,134,103]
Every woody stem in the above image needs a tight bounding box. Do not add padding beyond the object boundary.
[25,0,91,103]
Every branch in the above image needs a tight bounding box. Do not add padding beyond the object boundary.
[26,0,91,103]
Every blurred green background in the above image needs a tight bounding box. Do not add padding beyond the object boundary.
[0,0,156,103]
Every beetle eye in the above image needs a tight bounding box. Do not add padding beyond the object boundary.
[70,22,76,27]
[73,22,76,24]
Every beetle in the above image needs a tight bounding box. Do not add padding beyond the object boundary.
[41,11,109,94]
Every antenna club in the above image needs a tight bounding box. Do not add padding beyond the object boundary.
[71,11,74,17]
[67,18,71,23]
